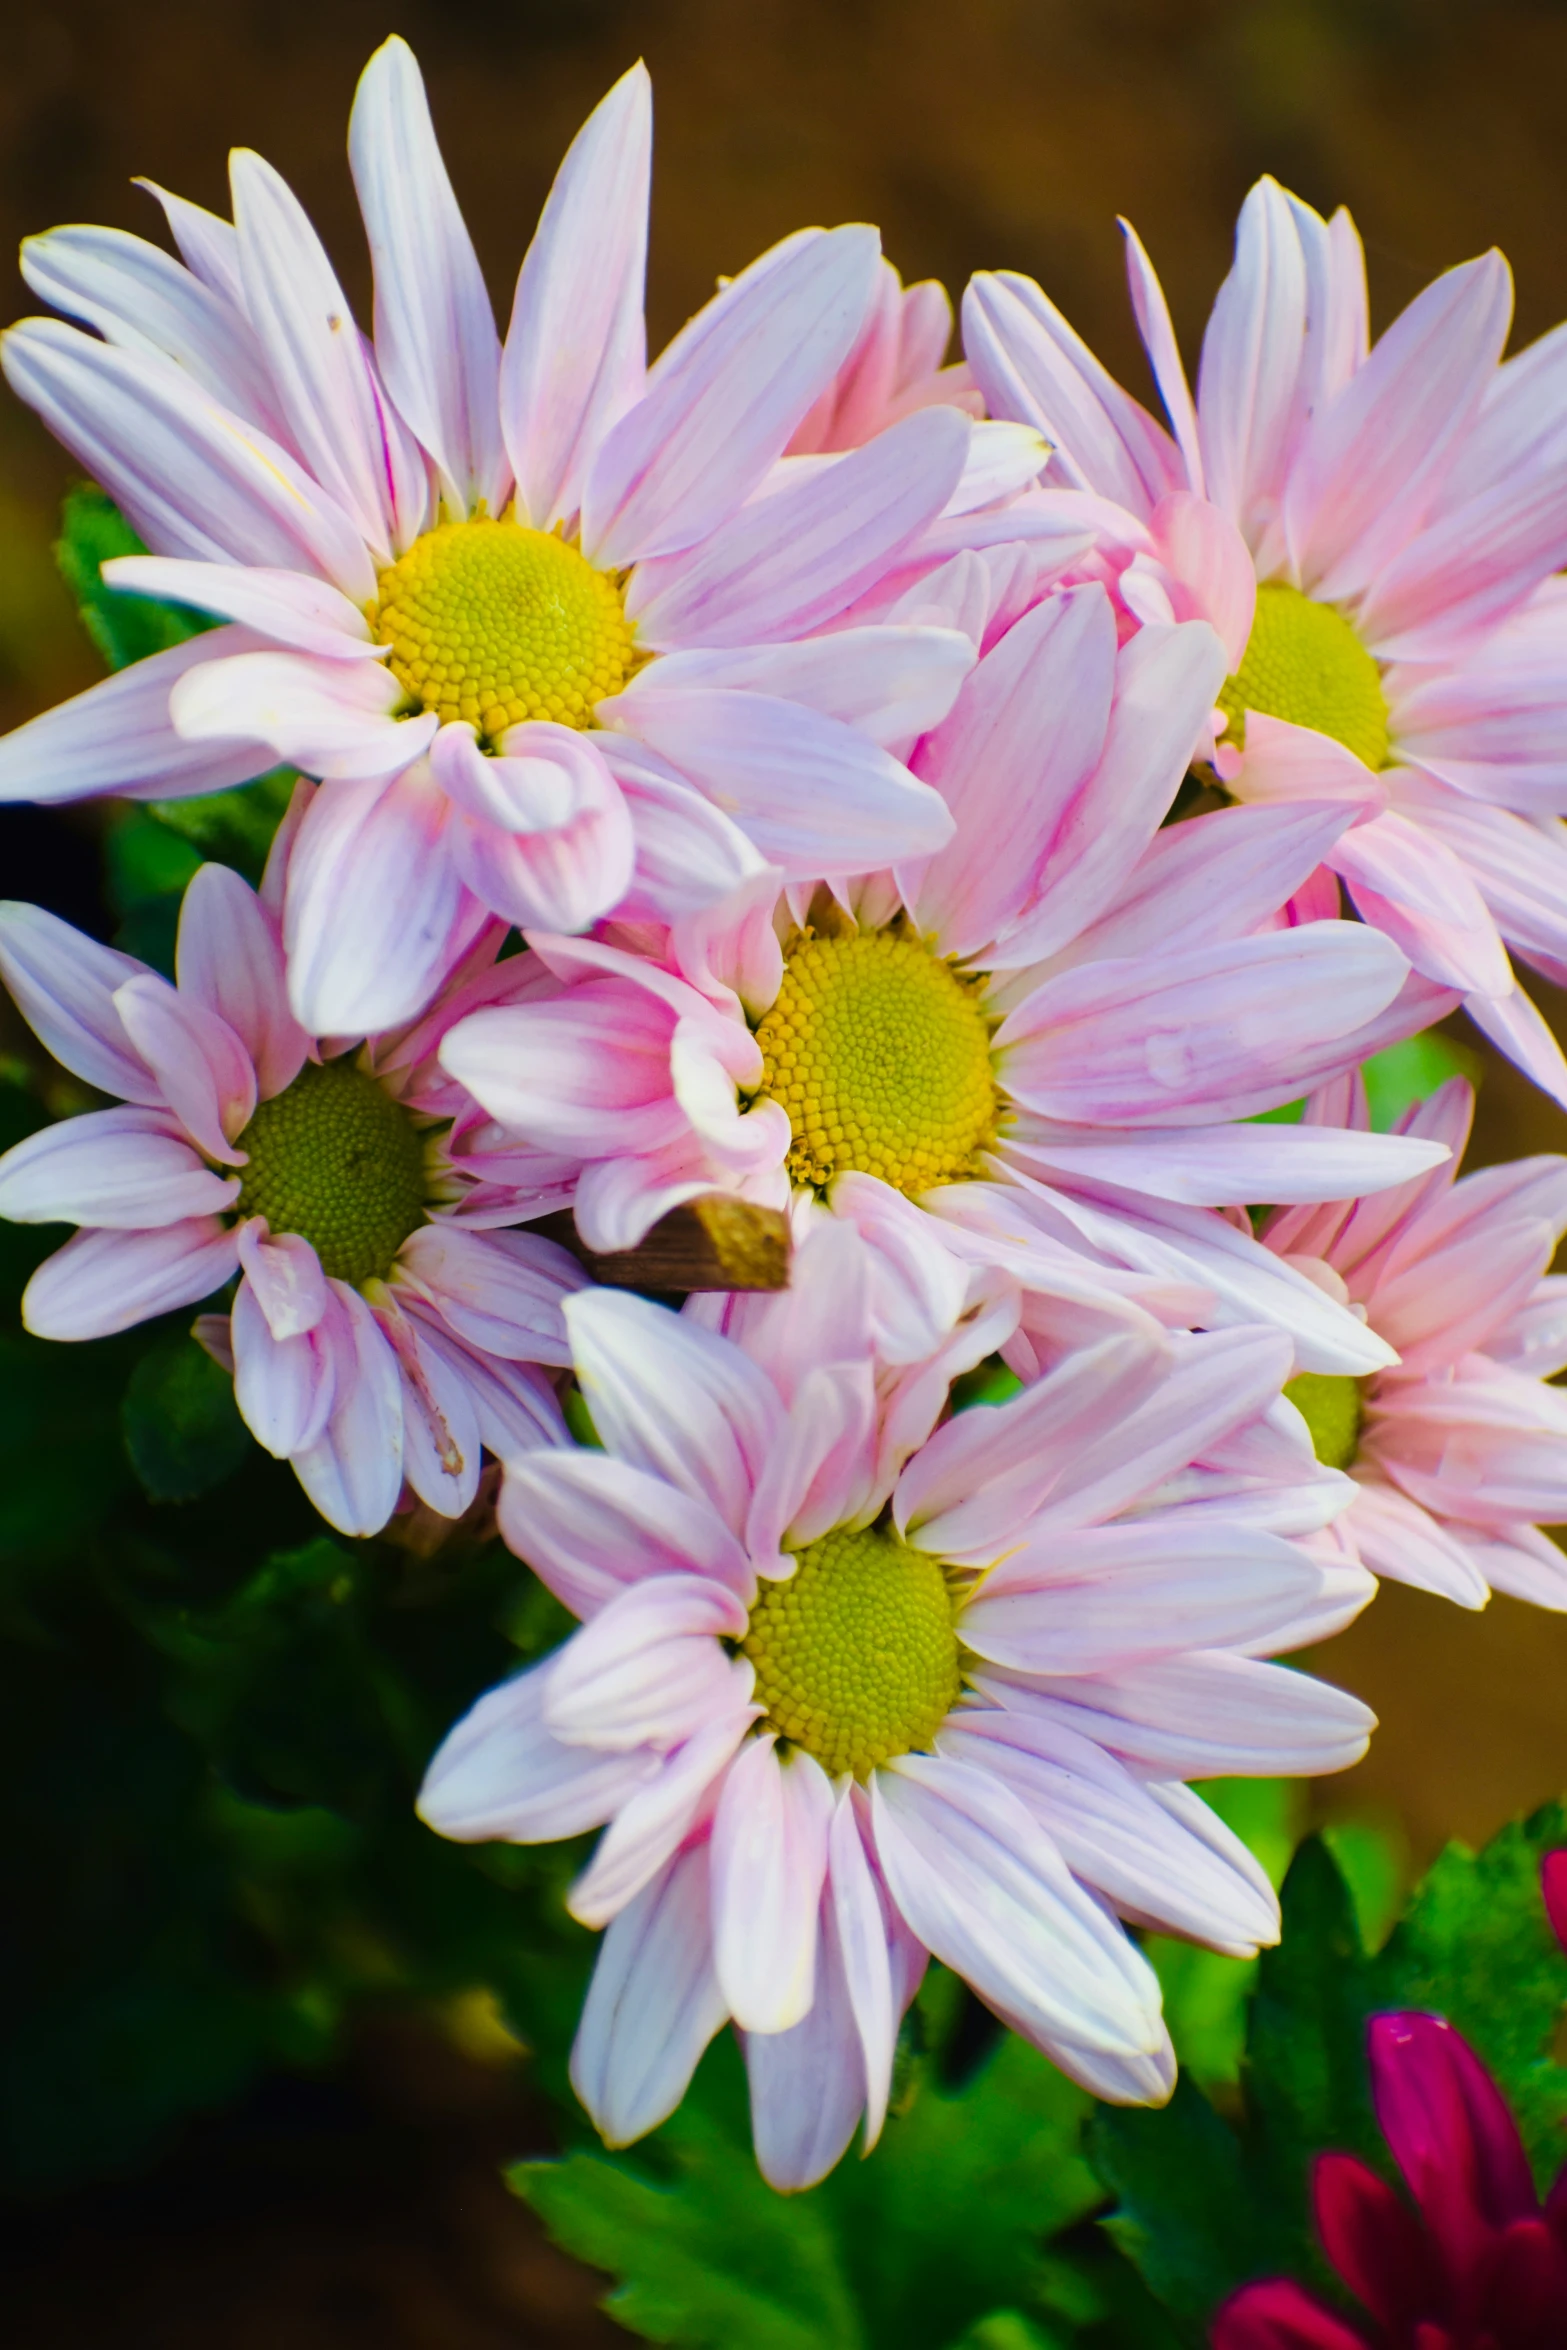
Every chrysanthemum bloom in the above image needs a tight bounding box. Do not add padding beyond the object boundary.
[419,1231,1376,2189]
[1263,1073,1567,1612]
[965,178,1567,1106]
[440,580,1448,1375]
[0,39,1021,1036]
[0,845,584,1535]
[1215,1858,1567,2348]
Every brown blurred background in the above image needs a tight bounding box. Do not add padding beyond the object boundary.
[5,1,1567,2336]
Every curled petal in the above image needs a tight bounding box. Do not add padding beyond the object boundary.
[113,972,256,1164]
[172,649,425,782]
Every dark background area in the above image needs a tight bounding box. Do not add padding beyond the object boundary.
[6,1,1567,2339]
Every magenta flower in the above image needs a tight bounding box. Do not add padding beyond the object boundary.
[1214,1857,1567,2348]
[0,839,585,1535]
[965,179,1567,1109]
[1262,1073,1567,1611]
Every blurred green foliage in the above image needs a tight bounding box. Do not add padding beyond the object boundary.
[0,1059,595,2193]
[54,486,210,673]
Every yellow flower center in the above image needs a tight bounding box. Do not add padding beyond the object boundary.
[1218,581,1390,770]
[373,515,637,740]
[755,928,1000,1195]
[235,1058,429,1285]
[1284,1370,1365,1473]
[741,1522,963,1779]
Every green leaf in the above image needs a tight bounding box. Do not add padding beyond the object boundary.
[1370,1798,1567,2177]
[55,483,212,671]
[147,767,299,884]
[122,1331,255,1503]
[524,2059,864,2350]
[1319,1817,1407,1953]
[949,1356,1026,1412]
[1361,1030,1481,1129]
[1091,2075,1291,2339]
[944,2314,1066,2350]
[516,1990,1104,2350]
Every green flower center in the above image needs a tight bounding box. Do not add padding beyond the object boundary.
[1217,581,1390,770]
[373,515,637,741]
[741,1522,963,1779]
[235,1058,429,1285]
[754,929,999,1196]
[1284,1370,1365,1473]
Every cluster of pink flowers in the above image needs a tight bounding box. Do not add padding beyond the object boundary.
[2,36,1565,2188]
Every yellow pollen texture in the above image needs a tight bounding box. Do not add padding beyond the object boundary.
[742,1523,963,1778]
[755,929,999,1196]
[1217,580,1390,770]
[1284,1370,1365,1474]
[235,1057,429,1287]
[373,516,636,739]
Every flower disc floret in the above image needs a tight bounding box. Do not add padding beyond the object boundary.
[373,516,637,738]
[1285,1370,1364,1473]
[755,929,999,1195]
[1217,581,1390,769]
[235,1058,429,1284]
[740,1522,963,1778]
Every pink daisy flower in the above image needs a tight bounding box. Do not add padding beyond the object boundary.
[0,828,585,1536]
[439,578,1450,1378]
[0,38,1022,1036]
[964,178,1567,1106]
[1262,1072,1567,1612]
[418,1222,1373,2188]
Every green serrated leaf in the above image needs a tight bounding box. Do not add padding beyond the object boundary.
[1369,1798,1567,2180]
[523,2104,864,2350]
[517,1996,1104,2350]
[122,1331,254,1503]
[55,483,212,671]
[1090,2074,1290,2342]
[1246,1835,1380,2183]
